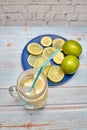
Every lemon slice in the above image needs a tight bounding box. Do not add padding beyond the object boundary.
[53,52,64,64]
[27,43,43,55]
[34,57,51,69]
[48,66,64,82]
[42,64,51,77]
[53,38,65,51]
[27,54,43,67]
[43,47,55,58]
[34,57,51,77]
[41,36,52,47]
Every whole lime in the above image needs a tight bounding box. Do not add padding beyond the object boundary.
[63,40,82,57]
[61,55,79,74]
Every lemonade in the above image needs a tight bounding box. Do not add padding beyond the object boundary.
[17,69,48,109]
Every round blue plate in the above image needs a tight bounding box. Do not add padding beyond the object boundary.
[21,34,73,87]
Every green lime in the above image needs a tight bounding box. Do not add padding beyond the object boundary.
[48,66,64,82]
[27,43,43,55]
[41,36,52,47]
[63,40,82,57]
[43,47,55,58]
[61,55,79,74]
[53,38,65,51]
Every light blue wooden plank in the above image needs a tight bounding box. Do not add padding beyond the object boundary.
[0,106,87,130]
[0,27,87,130]
[63,67,87,87]
[0,67,87,88]
[0,38,84,52]
[0,26,87,38]
[0,38,86,69]
[0,48,86,68]
[0,38,30,51]
[0,26,32,38]
[0,69,23,88]
[0,87,87,106]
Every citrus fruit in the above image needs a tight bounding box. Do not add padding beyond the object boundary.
[27,43,43,55]
[63,40,82,57]
[34,57,51,69]
[41,36,52,47]
[27,54,43,67]
[53,52,64,64]
[43,47,55,58]
[53,38,65,51]
[48,66,64,82]
[61,55,79,74]
[42,65,51,77]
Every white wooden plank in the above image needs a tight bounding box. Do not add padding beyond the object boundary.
[0,87,87,106]
[0,106,87,130]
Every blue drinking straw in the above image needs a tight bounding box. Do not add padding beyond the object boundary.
[29,49,59,92]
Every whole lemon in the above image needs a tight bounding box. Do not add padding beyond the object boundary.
[61,55,79,74]
[63,40,82,57]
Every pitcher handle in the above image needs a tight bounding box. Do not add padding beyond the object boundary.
[9,86,18,98]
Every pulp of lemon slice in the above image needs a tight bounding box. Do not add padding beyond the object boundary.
[53,52,64,64]
[42,64,51,77]
[53,38,65,51]
[48,66,64,82]
[27,54,43,67]
[27,43,43,55]
[34,57,50,69]
[41,36,52,47]
[43,47,55,58]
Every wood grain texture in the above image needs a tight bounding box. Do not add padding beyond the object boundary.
[0,87,87,106]
[0,106,87,130]
[0,26,87,130]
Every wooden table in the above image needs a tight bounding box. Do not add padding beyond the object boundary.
[0,26,87,130]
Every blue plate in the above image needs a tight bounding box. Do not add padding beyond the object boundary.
[21,34,73,87]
